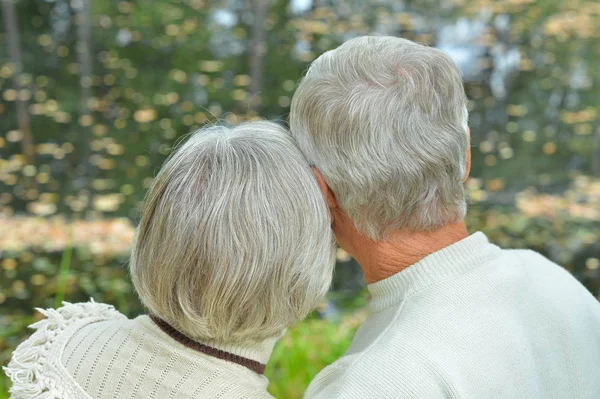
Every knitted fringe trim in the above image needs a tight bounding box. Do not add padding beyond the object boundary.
[2,300,126,399]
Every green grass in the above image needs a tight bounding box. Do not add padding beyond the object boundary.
[54,245,73,308]
[266,312,365,398]
[3,231,73,398]
[0,377,7,399]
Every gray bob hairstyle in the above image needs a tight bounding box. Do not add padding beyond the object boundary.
[130,121,336,345]
[290,36,469,239]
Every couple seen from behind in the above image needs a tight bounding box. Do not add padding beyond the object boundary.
[6,36,600,399]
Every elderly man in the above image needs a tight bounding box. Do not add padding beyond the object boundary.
[290,36,600,398]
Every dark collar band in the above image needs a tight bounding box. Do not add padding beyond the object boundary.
[149,315,266,375]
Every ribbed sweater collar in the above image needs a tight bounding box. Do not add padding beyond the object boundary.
[368,232,501,313]
[139,315,278,372]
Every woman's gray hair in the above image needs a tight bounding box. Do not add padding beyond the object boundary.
[130,121,335,345]
[290,36,469,239]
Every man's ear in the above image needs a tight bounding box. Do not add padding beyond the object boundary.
[462,127,471,183]
[312,167,338,209]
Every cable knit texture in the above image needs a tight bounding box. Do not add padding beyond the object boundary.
[4,301,275,399]
[305,232,600,399]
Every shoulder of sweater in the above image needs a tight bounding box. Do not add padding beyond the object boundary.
[31,300,128,328]
[503,248,581,278]
[500,247,566,266]
[306,348,460,399]
[4,301,127,399]
[472,247,574,280]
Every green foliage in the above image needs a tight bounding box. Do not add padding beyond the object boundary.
[0,379,8,399]
[54,244,73,308]
[266,313,365,398]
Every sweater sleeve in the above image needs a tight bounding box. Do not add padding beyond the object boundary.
[3,301,127,399]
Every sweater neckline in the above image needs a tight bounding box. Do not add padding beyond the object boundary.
[145,315,277,375]
[368,232,501,313]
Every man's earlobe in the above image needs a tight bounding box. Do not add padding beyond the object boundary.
[312,167,338,209]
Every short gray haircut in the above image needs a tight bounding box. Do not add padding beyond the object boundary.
[290,36,469,239]
[130,121,335,345]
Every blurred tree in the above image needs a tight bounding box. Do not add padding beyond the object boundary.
[73,0,93,192]
[0,0,598,217]
[593,127,600,175]
[1,0,34,166]
[249,0,269,112]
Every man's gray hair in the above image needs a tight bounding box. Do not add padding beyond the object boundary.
[130,121,335,346]
[290,36,469,239]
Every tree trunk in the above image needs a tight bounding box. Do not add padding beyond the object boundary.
[76,0,92,127]
[75,0,92,160]
[592,126,600,176]
[72,0,94,206]
[248,0,268,113]
[1,0,35,165]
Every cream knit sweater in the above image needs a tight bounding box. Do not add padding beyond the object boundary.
[5,301,276,398]
[306,232,600,399]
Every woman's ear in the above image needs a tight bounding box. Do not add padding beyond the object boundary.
[462,127,471,183]
[312,167,338,210]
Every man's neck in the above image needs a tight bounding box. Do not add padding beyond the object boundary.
[351,222,469,284]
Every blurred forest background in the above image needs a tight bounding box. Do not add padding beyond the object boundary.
[1,0,599,397]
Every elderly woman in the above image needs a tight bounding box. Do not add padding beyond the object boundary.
[5,121,336,398]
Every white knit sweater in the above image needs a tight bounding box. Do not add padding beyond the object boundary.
[305,232,600,398]
[4,301,276,398]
